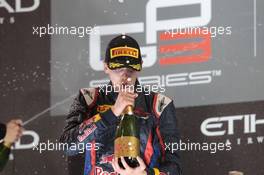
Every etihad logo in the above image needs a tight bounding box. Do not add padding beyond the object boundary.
[201,114,264,146]
[201,114,264,136]
[110,47,139,59]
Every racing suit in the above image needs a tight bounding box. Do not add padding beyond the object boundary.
[60,81,182,175]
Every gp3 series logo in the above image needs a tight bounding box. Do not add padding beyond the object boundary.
[0,0,40,13]
[89,0,212,71]
[90,70,222,88]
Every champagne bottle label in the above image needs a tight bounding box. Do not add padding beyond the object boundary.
[114,136,140,158]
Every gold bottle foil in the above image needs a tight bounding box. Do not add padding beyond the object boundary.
[124,105,134,115]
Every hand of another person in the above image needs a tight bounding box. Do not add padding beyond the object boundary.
[4,119,24,146]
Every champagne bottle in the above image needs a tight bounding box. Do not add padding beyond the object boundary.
[0,142,11,172]
[114,105,140,168]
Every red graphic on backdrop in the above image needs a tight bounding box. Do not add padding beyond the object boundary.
[159,29,212,65]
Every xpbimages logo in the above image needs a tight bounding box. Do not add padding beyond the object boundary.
[88,0,225,88]
[201,114,264,146]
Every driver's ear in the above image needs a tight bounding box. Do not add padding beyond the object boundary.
[104,62,109,74]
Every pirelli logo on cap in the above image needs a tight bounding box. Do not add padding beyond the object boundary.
[110,47,139,59]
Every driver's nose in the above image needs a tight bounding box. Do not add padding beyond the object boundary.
[120,68,133,77]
